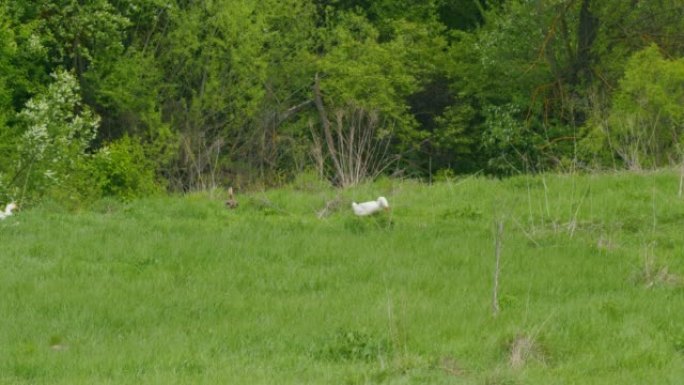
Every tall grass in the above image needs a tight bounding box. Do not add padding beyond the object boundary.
[1,171,683,384]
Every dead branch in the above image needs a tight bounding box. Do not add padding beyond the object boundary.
[492,219,504,317]
[313,73,345,182]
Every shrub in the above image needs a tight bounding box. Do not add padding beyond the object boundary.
[13,70,99,203]
[582,44,684,169]
[91,135,162,200]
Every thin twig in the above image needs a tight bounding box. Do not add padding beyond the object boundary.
[492,219,504,317]
[678,159,683,198]
[510,216,540,247]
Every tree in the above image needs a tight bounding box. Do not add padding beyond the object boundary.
[12,70,99,201]
[440,0,684,174]
[582,45,684,169]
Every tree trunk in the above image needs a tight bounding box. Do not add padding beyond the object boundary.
[575,0,598,83]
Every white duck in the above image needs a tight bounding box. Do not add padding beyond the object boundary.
[352,196,389,216]
[0,202,17,220]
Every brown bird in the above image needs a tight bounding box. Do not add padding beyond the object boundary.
[225,187,238,209]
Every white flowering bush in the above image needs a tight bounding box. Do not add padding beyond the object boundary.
[16,70,100,201]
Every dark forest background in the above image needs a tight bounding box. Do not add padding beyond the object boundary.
[1,0,683,203]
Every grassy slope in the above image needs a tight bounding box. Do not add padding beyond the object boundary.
[1,171,683,384]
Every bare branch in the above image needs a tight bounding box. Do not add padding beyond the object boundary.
[492,219,504,317]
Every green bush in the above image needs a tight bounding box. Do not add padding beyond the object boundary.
[582,44,684,169]
[482,103,539,174]
[91,136,162,200]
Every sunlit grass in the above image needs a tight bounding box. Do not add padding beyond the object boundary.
[1,171,683,384]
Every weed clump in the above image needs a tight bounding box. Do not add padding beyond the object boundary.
[635,244,683,289]
[316,329,392,363]
[507,334,547,369]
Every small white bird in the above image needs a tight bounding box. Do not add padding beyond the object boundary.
[0,202,17,220]
[352,196,390,216]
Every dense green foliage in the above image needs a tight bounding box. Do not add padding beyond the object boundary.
[1,0,684,201]
[1,171,684,383]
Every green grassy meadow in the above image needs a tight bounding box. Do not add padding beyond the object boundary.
[1,171,684,384]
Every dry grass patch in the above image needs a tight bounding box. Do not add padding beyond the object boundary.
[638,244,683,288]
[508,334,547,369]
[317,196,343,218]
[437,355,465,377]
